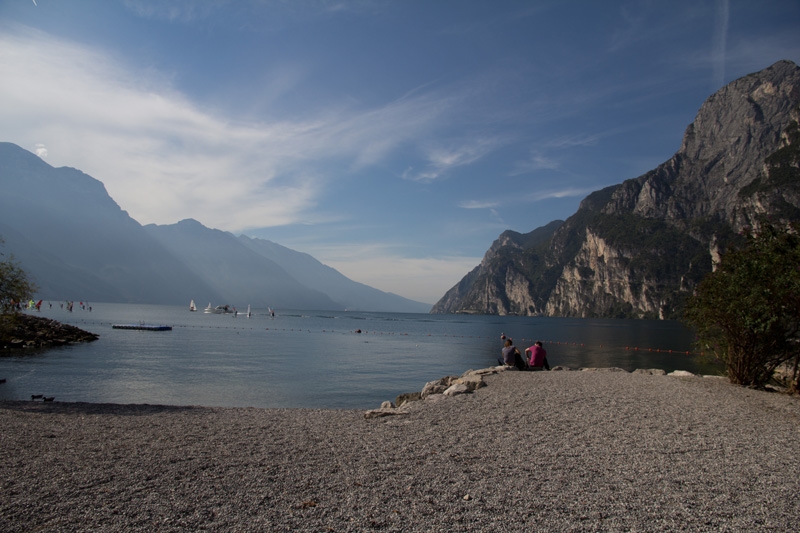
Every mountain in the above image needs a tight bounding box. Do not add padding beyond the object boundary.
[432,60,800,318]
[143,220,338,310]
[0,143,430,312]
[237,235,430,313]
[0,143,222,304]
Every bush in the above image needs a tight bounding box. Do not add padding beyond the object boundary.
[0,238,37,314]
[684,222,800,390]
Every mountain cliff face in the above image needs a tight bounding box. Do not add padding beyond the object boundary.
[432,60,800,318]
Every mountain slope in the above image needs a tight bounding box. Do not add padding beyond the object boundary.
[431,220,563,314]
[0,142,222,304]
[432,60,800,318]
[238,236,431,313]
[0,143,430,312]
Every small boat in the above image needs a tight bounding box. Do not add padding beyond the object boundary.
[189,300,197,312]
[204,304,234,314]
[112,323,172,331]
[246,304,251,318]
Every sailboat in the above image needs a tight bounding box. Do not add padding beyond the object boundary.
[189,300,197,312]
[246,304,251,318]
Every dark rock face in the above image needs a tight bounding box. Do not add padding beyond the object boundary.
[0,314,99,351]
[432,60,800,318]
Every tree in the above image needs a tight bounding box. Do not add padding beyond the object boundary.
[684,222,800,390]
[0,237,37,314]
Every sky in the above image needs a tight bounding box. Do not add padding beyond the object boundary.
[1,1,799,305]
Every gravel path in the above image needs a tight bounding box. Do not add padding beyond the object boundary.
[2,370,799,532]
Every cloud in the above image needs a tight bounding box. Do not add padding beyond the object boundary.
[402,137,502,182]
[526,187,597,202]
[712,0,730,88]
[122,0,230,22]
[459,199,500,209]
[510,151,560,175]
[459,186,594,213]
[0,25,458,231]
[34,143,47,158]
[510,134,602,176]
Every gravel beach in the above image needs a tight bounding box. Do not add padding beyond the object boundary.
[2,370,799,532]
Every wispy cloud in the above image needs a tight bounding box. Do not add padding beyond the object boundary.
[459,186,594,213]
[525,187,597,202]
[510,134,601,176]
[458,199,500,209]
[712,0,730,89]
[0,25,459,231]
[402,137,502,182]
[510,151,560,175]
[122,0,230,22]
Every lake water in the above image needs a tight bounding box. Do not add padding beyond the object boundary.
[0,303,720,409]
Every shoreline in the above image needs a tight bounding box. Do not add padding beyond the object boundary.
[2,370,799,531]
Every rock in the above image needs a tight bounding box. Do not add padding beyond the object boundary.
[580,367,629,372]
[380,401,394,409]
[394,392,421,407]
[550,366,574,371]
[452,374,485,391]
[634,368,667,375]
[364,408,409,419]
[430,61,800,320]
[462,368,499,377]
[668,370,696,377]
[420,376,458,398]
[1,314,98,351]
[443,383,470,396]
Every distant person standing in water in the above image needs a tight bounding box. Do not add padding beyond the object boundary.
[525,341,550,371]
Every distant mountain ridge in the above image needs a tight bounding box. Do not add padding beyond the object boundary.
[0,143,430,313]
[432,60,800,318]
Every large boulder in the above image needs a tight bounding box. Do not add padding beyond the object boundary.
[395,391,421,407]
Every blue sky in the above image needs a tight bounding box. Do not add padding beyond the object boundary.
[1,1,799,304]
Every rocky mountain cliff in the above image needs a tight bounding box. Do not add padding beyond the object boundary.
[432,60,800,318]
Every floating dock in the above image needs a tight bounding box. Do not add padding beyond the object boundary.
[112,324,173,331]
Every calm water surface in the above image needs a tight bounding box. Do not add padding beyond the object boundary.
[0,303,719,409]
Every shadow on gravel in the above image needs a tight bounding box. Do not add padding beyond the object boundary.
[0,400,205,416]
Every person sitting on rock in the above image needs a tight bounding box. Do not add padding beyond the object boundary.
[525,340,550,371]
[499,338,526,369]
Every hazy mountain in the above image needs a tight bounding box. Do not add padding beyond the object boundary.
[142,220,338,310]
[0,142,430,312]
[0,142,222,304]
[238,235,431,313]
[432,60,800,318]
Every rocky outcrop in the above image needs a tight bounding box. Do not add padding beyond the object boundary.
[0,314,99,351]
[365,365,705,418]
[430,221,563,315]
[432,60,800,318]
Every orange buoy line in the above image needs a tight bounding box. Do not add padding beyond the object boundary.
[521,338,700,356]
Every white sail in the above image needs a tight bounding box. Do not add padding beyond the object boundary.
[189,300,197,312]
[246,304,251,318]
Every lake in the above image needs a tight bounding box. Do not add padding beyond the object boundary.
[0,303,719,409]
